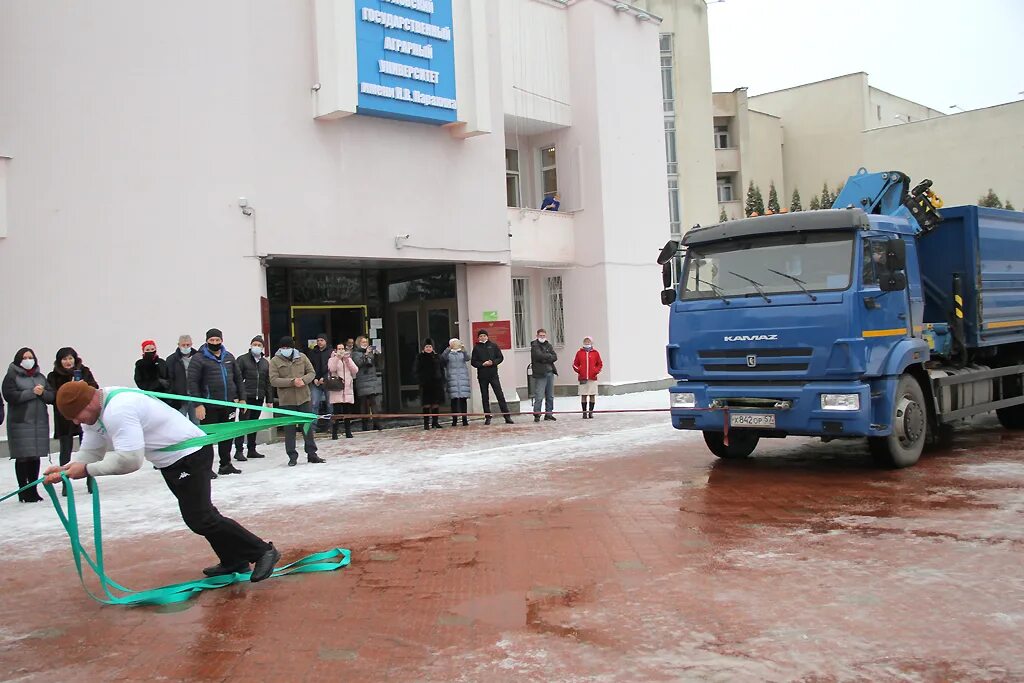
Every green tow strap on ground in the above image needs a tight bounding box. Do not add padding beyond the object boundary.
[0,389,351,606]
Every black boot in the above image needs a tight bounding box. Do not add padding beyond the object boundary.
[451,401,458,426]
[332,422,340,440]
[589,400,596,419]
[307,454,326,463]
[485,415,492,425]
[247,450,266,459]
[462,400,470,426]
[582,402,588,419]
[504,415,514,424]
[534,414,541,423]
[344,420,353,439]
[424,416,431,431]
[250,543,281,583]
[432,414,442,429]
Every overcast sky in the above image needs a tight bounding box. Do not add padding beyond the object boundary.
[707,0,1024,111]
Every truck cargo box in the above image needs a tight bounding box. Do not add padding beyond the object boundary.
[918,206,1024,348]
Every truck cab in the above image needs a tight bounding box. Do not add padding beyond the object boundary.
[659,170,1024,468]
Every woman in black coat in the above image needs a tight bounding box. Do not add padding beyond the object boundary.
[2,347,55,502]
[47,347,98,496]
[414,338,447,431]
[134,339,172,406]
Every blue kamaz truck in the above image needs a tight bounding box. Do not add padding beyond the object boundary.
[658,169,1024,468]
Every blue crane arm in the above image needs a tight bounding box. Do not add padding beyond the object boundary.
[833,168,943,233]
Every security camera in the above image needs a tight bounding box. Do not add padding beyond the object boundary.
[238,197,249,208]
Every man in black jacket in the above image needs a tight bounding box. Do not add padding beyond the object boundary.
[305,333,333,432]
[530,328,558,422]
[188,328,244,476]
[166,335,199,424]
[233,335,271,461]
[470,330,514,425]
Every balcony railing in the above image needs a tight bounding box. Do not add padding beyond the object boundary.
[508,207,575,266]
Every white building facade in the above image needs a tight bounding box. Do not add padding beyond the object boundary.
[0,0,715,412]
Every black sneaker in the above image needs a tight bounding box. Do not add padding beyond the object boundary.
[484,416,492,425]
[504,417,514,424]
[247,451,266,459]
[203,561,249,577]
[307,455,326,463]
[250,544,281,583]
[234,452,248,462]
[534,415,541,423]
[218,464,242,475]
[544,415,557,421]
[287,458,298,467]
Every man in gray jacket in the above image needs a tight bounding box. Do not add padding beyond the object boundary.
[268,336,325,466]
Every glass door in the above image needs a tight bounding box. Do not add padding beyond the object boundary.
[386,299,458,412]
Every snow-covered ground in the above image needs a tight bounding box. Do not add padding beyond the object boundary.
[0,390,697,555]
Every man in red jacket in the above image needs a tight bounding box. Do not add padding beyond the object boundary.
[572,336,603,419]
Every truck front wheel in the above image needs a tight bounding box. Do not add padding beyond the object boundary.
[703,431,758,459]
[868,374,928,468]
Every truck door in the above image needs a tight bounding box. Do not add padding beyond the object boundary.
[860,237,911,361]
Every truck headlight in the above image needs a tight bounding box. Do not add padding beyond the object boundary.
[671,392,697,409]
[820,394,860,411]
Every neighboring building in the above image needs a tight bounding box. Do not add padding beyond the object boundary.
[636,0,720,236]
[0,0,712,411]
[718,72,1023,213]
[711,88,783,220]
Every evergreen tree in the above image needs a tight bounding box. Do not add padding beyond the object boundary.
[790,188,803,212]
[767,182,781,214]
[753,184,765,216]
[1006,200,1016,211]
[719,206,728,222]
[979,189,1003,208]
[821,182,834,209]
[809,194,821,211]
[744,181,758,217]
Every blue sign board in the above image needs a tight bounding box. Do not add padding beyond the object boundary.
[354,0,458,125]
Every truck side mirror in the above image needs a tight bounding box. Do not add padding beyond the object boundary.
[662,262,672,289]
[886,237,906,270]
[661,289,677,306]
[657,240,680,266]
[879,270,907,292]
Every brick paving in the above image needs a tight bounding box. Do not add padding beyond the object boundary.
[1,411,1022,682]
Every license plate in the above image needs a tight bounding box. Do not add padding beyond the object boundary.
[729,413,775,428]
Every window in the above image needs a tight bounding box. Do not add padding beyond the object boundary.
[717,177,734,203]
[714,125,730,150]
[876,105,881,121]
[660,34,675,114]
[544,276,565,347]
[664,118,677,175]
[862,238,888,286]
[505,149,521,208]
[512,277,531,348]
[540,146,557,200]
[667,177,681,236]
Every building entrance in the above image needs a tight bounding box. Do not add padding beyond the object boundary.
[387,299,458,411]
[291,305,367,351]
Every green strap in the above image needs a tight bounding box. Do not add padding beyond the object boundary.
[7,475,350,606]
[100,388,319,452]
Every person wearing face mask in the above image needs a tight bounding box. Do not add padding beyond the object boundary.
[530,329,559,422]
[167,335,199,424]
[441,338,471,427]
[268,336,324,466]
[351,335,384,432]
[46,347,99,496]
[134,340,172,407]
[233,335,271,461]
[572,336,604,419]
[3,348,56,502]
[187,328,245,476]
[327,342,359,439]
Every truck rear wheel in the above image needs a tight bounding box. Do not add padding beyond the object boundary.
[996,404,1024,429]
[703,431,758,459]
[868,374,927,468]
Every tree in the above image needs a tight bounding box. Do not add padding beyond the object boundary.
[744,181,765,217]
[979,189,1003,208]
[790,188,802,212]
[821,182,834,209]
[1006,200,1016,211]
[767,182,781,214]
[719,206,728,222]
[809,194,821,211]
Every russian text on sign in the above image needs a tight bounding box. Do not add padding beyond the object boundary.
[381,0,435,14]
[383,36,434,60]
[361,7,451,41]
[378,59,440,84]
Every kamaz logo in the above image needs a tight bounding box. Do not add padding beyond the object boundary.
[723,334,779,342]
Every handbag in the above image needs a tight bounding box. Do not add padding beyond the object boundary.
[325,374,345,392]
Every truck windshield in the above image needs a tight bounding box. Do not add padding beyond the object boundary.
[681,232,854,301]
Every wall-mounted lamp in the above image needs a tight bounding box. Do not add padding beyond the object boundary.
[238,197,254,216]
[394,234,410,249]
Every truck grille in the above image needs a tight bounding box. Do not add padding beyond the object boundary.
[698,348,812,373]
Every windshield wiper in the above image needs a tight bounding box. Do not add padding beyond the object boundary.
[728,271,772,303]
[691,277,731,305]
[766,268,818,301]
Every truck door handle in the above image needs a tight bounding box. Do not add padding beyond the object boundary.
[897,313,907,320]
